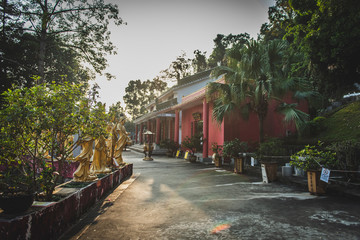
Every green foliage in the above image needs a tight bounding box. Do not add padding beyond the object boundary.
[259,0,294,41]
[0,81,107,200]
[290,141,338,171]
[192,50,208,73]
[181,134,203,156]
[327,140,360,173]
[124,79,167,120]
[208,39,311,142]
[160,139,179,155]
[108,101,124,122]
[161,52,193,82]
[211,142,222,155]
[0,157,33,196]
[0,0,124,93]
[286,0,360,99]
[222,139,248,158]
[208,33,250,67]
[256,138,286,158]
[317,102,360,142]
[303,116,326,137]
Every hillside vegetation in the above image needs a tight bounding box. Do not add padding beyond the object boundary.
[318,101,360,142]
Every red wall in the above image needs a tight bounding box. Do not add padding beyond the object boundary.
[181,104,203,142]
[180,94,308,154]
[223,94,308,149]
[181,102,225,157]
[224,108,259,147]
[208,102,224,156]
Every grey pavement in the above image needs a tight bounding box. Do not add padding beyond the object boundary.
[61,150,360,240]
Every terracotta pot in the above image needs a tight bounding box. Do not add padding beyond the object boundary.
[262,162,278,182]
[212,153,222,167]
[234,157,244,174]
[307,170,327,195]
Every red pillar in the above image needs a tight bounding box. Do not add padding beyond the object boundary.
[203,99,209,158]
[156,117,161,145]
[147,120,151,131]
[162,119,166,140]
[140,123,143,144]
[174,110,179,143]
[135,124,138,143]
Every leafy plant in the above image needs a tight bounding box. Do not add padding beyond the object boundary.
[160,139,179,156]
[0,82,108,201]
[181,134,203,156]
[0,157,33,196]
[256,138,286,159]
[222,138,247,158]
[211,142,222,155]
[327,140,360,181]
[290,141,338,171]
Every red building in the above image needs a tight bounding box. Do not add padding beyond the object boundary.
[133,69,307,160]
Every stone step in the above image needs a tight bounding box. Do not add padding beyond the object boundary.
[127,144,168,155]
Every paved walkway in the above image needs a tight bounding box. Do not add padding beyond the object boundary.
[61,150,360,239]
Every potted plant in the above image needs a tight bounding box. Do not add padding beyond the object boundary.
[160,139,179,157]
[0,133,35,214]
[181,134,203,163]
[256,138,285,182]
[290,141,338,194]
[222,139,248,173]
[211,143,223,167]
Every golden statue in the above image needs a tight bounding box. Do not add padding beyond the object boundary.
[114,116,128,165]
[90,135,111,174]
[105,122,117,167]
[73,136,97,182]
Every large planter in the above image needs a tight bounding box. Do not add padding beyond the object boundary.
[0,194,34,214]
[307,170,327,195]
[261,162,278,182]
[234,157,244,174]
[0,164,133,240]
[189,155,197,163]
[212,153,222,167]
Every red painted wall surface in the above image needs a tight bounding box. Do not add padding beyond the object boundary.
[224,108,260,148]
[208,102,224,156]
[180,94,308,153]
[181,104,203,142]
[223,94,308,149]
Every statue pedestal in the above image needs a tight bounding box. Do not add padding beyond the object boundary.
[143,156,153,161]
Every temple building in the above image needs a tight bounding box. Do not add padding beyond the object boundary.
[133,69,307,161]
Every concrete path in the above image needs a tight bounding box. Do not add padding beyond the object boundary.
[61,150,360,240]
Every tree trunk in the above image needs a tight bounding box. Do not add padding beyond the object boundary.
[38,2,49,82]
[38,30,47,82]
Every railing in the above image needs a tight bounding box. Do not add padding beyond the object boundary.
[156,98,178,111]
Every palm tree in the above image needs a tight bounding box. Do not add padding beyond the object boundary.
[207,39,311,143]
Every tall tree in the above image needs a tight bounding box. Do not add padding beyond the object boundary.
[160,52,192,83]
[0,0,38,104]
[286,0,360,99]
[259,0,295,41]
[123,78,167,120]
[192,49,208,73]
[207,39,310,143]
[208,33,250,68]
[3,0,124,83]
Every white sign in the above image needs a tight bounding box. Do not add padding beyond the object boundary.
[320,168,330,183]
[261,164,268,183]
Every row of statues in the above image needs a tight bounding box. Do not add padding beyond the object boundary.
[72,116,131,182]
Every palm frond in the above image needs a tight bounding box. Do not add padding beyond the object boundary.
[277,102,309,134]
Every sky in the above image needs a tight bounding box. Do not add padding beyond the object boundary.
[96,0,275,109]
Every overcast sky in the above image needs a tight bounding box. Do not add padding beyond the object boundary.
[97,0,275,109]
